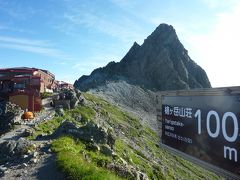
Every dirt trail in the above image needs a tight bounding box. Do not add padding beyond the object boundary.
[0,98,65,180]
[1,146,65,180]
[0,110,54,144]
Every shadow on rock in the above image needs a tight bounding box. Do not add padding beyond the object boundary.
[34,154,65,180]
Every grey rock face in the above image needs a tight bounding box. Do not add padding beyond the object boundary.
[74,23,211,91]
[0,101,24,134]
[21,129,34,137]
[100,144,114,156]
[55,105,65,116]
[107,163,148,180]
[52,120,116,146]
[0,138,35,164]
[89,81,159,131]
[53,89,84,109]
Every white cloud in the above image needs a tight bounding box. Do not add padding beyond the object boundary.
[0,36,76,61]
[55,1,146,43]
[0,24,36,34]
[56,53,121,84]
[0,36,49,47]
[63,12,144,43]
[201,0,239,8]
[185,1,240,87]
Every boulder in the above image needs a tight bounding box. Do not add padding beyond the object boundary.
[55,100,70,110]
[0,166,7,177]
[75,115,82,122]
[64,89,76,100]
[54,89,83,109]
[21,129,34,137]
[78,96,85,105]
[30,158,38,163]
[33,152,39,157]
[70,96,79,109]
[0,112,15,134]
[53,120,115,145]
[107,132,116,149]
[23,154,28,159]
[64,89,80,108]
[59,93,66,100]
[14,138,34,155]
[107,163,148,180]
[52,94,60,101]
[0,138,35,164]
[86,142,100,152]
[74,89,82,99]
[100,144,114,156]
[0,141,17,157]
[5,101,24,123]
[55,105,65,116]
[22,163,28,168]
[0,101,24,134]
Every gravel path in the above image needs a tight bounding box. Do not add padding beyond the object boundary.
[1,147,65,180]
[0,110,54,144]
[0,97,65,180]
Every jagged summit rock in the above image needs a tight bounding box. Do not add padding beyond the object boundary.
[121,41,140,63]
[74,23,211,91]
[144,23,177,45]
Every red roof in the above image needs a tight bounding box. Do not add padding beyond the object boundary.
[0,67,37,73]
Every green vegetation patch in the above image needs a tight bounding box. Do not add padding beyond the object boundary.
[29,103,96,140]
[84,93,107,105]
[52,136,122,180]
[29,116,66,140]
[141,125,159,141]
[68,105,96,123]
[84,92,142,138]
[41,92,53,99]
[115,139,165,179]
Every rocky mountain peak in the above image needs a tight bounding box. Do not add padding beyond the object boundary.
[144,24,178,45]
[133,41,140,47]
[155,23,175,35]
[74,23,211,91]
[121,41,140,63]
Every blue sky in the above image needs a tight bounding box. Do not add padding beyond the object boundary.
[0,0,239,87]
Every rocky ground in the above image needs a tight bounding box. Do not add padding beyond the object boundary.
[0,140,65,180]
[0,107,63,179]
[0,89,83,180]
[89,81,160,133]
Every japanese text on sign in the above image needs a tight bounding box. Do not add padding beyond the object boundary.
[164,105,192,118]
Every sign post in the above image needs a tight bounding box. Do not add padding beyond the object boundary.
[159,89,240,179]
